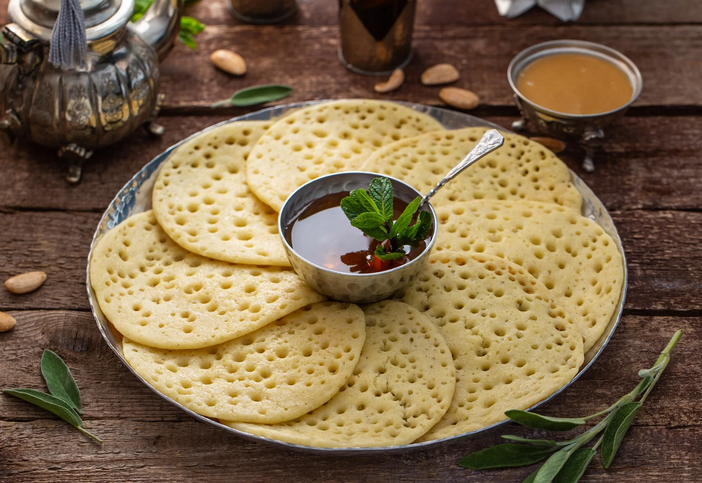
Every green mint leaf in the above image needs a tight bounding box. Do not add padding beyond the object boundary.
[374,245,406,261]
[554,447,596,483]
[212,85,294,108]
[340,196,367,222]
[368,178,394,221]
[506,410,586,431]
[41,350,81,414]
[178,32,197,50]
[601,402,642,469]
[458,444,555,470]
[353,188,380,215]
[399,210,432,244]
[502,435,563,448]
[350,212,387,232]
[533,446,575,483]
[390,197,421,239]
[180,16,205,35]
[131,0,153,21]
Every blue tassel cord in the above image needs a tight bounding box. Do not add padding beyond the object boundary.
[49,0,87,70]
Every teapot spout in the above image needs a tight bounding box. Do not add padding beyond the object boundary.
[130,0,182,60]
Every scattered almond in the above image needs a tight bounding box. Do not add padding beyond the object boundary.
[439,87,480,110]
[374,69,405,93]
[530,136,567,153]
[210,49,247,76]
[5,271,47,294]
[0,311,16,332]
[421,63,460,86]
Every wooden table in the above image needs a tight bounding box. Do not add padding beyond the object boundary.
[1,1,701,481]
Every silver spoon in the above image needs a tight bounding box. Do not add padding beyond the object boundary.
[419,129,505,209]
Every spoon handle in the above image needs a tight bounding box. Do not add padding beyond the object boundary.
[419,129,505,208]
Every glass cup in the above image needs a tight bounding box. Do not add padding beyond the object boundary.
[338,0,416,76]
[227,0,297,24]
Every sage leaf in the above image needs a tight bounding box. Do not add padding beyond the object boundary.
[523,469,539,483]
[212,84,294,108]
[350,212,387,232]
[601,402,642,469]
[506,410,586,431]
[368,178,394,221]
[374,245,406,261]
[502,435,563,447]
[534,446,575,483]
[554,447,596,483]
[458,444,555,470]
[41,350,81,414]
[389,197,421,239]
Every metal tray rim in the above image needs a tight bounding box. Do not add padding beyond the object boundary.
[86,100,627,455]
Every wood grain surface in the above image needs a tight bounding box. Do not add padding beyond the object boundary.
[0,0,700,481]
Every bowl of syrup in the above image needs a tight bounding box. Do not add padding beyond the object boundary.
[508,40,643,171]
[279,171,438,304]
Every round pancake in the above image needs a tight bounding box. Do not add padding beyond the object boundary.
[399,252,584,441]
[245,100,444,211]
[226,301,455,447]
[434,200,624,353]
[153,121,291,266]
[89,211,325,350]
[123,302,366,423]
[359,127,582,210]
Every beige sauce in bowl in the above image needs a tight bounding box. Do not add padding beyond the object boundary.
[517,53,634,115]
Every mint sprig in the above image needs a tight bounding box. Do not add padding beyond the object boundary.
[341,177,431,261]
[4,350,101,443]
[459,330,683,482]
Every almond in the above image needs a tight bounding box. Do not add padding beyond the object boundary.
[439,87,480,110]
[374,69,405,93]
[5,271,47,294]
[211,49,247,76]
[530,137,567,154]
[0,311,16,332]
[421,63,460,86]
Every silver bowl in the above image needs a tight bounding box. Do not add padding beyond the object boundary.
[278,171,438,304]
[508,39,643,171]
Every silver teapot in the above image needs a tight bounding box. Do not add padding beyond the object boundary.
[0,0,182,182]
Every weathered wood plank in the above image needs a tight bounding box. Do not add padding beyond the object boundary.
[1,209,701,312]
[153,25,702,109]
[0,311,699,482]
[2,115,702,213]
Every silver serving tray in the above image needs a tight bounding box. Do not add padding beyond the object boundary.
[86,101,627,455]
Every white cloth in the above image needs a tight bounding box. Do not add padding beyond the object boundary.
[495,0,586,21]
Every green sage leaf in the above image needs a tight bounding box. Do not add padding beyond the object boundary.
[212,85,294,108]
[601,402,642,469]
[523,469,539,483]
[502,435,562,447]
[4,388,82,426]
[458,444,555,470]
[41,350,81,414]
[389,197,420,239]
[374,245,406,261]
[533,446,575,483]
[506,410,586,431]
[554,447,596,483]
[368,178,394,221]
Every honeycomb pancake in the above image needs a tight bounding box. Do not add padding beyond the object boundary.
[434,200,624,352]
[226,301,455,447]
[89,211,325,350]
[359,127,582,210]
[400,252,584,441]
[123,302,366,423]
[152,121,291,266]
[245,100,444,211]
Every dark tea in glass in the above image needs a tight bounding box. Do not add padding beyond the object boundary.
[228,0,297,24]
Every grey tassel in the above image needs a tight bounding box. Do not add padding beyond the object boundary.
[49,0,87,70]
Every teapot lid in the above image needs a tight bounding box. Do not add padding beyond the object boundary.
[8,0,134,41]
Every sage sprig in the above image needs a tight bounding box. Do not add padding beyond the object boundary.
[212,84,294,108]
[460,330,683,483]
[4,350,101,443]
